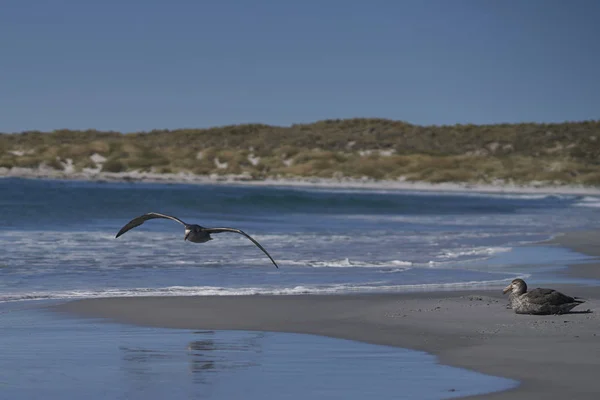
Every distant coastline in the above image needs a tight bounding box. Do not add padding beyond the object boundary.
[3,166,600,196]
[2,118,600,188]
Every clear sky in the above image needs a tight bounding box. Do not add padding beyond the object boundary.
[1,0,599,132]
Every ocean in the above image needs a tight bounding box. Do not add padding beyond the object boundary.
[1,177,600,302]
[1,177,599,399]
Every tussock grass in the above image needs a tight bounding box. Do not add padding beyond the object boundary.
[1,119,599,185]
[102,159,126,173]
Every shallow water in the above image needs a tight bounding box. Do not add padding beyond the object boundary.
[1,178,600,302]
[0,303,517,400]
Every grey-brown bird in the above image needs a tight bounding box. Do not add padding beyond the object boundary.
[116,212,279,268]
[502,278,585,315]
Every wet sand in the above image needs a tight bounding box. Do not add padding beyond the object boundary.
[544,231,600,281]
[55,232,600,399]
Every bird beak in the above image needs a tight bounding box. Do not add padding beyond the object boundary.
[502,284,512,294]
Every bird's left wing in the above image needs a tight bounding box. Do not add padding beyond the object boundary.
[116,212,188,238]
[204,228,279,269]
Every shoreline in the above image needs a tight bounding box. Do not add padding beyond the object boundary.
[54,289,600,400]
[53,232,600,399]
[3,167,600,195]
[543,231,600,281]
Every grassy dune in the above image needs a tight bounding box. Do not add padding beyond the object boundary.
[1,118,600,185]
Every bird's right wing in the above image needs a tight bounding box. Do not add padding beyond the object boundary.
[115,212,188,238]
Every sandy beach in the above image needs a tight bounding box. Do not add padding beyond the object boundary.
[54,231,600,399]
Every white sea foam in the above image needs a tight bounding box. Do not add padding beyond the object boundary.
[261,258,412,268]
[377,268,412,274]
[0,275,528,303]
[456,193,575,200]
[574,196,600,208]
[422,247,513,267]
[437,247,512,260]
[338,213,551,228]
[305,258,413,268]
[297,186,578,200]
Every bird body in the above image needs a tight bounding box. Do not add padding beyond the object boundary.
[502,278,585,315]
[184,225,213,243]
[116,212,279,268]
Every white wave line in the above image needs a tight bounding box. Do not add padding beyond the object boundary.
[0,275,530,303]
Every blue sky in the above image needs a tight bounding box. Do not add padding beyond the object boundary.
[1,0,599,132]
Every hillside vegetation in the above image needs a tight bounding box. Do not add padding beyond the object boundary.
[1,119,600,185]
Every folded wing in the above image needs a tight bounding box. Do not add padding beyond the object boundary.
[526,288,581,305]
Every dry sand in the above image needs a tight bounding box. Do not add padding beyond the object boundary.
[54,232,600,399]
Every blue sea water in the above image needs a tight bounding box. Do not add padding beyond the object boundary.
[1,177,600,399]
[1,177,600,301]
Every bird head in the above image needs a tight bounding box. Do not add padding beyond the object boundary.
[503,278,527,295]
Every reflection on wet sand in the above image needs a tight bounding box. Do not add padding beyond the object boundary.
[119,330,266,388]
[188,331,264,383]
[1,305,518,400]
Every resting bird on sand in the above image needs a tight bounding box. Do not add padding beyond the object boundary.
[502,278,585,315]
[116,212,279,269]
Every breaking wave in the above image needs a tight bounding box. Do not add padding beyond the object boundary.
[0,276,528,303]
[574,196,600,208]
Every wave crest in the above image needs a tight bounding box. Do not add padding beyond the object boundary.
[0,276,529,303]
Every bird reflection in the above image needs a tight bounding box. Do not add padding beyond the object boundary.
[118,331,266,391]
[187,339,217,380]
[186,331,265,384]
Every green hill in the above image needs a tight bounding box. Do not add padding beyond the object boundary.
[1,118,599,185]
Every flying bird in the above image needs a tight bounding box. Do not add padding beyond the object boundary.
[502,278,586,315]
[116,212,279,268]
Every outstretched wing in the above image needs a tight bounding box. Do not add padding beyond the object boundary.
[204,228,279,269]
[116,212,188,238]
